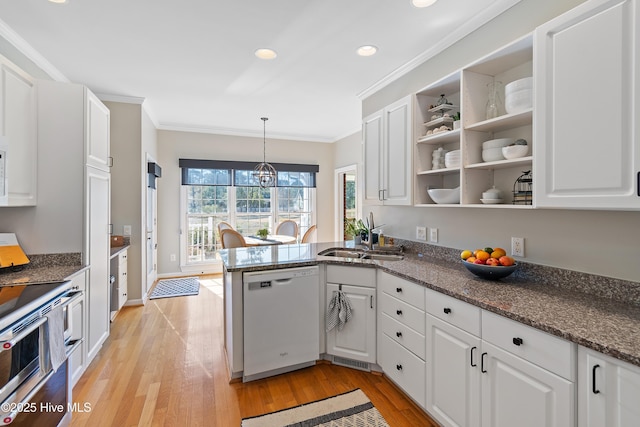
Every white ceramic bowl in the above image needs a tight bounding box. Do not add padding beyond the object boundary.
[427,187,460,204]
[482,147,505,162]
[505,89,533,114]
[444,158,460,168]
[502,144,529,159]
[444,149,460,158]
[482,187,502,199]
[482,138,514,149]
[505,77,533,95]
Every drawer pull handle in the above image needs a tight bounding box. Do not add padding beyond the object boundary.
[592,364,601,394]
[396,332,402,338]
[396,287,402,293]
[443,308,452,314]
[470,346,477,367]
[481,352,487,373]
[396,364,403,371]
[512,337,523,346]
[396,309,402,315]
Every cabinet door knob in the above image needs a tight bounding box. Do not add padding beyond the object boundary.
[396,364,403,371]
[396,287,402,293]
[443,307,452,314]
[592,364,601,394]
[396,309,403,315]
[396,331,402,338]
[512,337,523,346]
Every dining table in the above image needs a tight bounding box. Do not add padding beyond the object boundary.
[244,234,297,246]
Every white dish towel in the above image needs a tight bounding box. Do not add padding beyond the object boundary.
[326,290,353,332]
[46,304,66,372]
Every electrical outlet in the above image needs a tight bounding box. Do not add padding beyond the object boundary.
[170,254,176,262]
[416,226,427,241]
[430,228,439,243]
[123,225,132,236]
[511,237,525,257]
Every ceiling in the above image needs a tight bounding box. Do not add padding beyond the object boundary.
[0,0,520,142]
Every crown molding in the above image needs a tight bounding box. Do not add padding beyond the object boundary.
[357,0,523,100]
[0,18,69,82]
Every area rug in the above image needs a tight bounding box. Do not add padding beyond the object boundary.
[241,389,389,427]
[149,277,200,300]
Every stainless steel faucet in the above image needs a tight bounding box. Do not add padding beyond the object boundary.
[363,211,375,250]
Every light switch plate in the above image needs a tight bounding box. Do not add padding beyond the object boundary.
[430,228,439,243]
[123,225,132,236]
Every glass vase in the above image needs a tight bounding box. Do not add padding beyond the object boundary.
[485,81,503,120]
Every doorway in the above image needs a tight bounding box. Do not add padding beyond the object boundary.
[334,164,359,241]
[145,154,159,298]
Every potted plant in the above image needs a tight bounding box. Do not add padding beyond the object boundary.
[256,228,269,239]
[453,112,461,129]
[344,218,369,244]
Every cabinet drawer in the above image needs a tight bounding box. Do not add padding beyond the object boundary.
[378,271,425,310]
[118,251,127,265]
[378,333,426,407]
[425,288,481,336]
[326,265,376,288]
[482,310,576,381]
[380,312,425,360]
[379,291,425,335]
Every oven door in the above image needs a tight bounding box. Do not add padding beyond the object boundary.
[0,317,50,425]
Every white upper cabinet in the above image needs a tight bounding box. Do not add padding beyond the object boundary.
[363,95,413,205]
[534,0,640,209]
[0,55,36,206]
[86,90,111,172]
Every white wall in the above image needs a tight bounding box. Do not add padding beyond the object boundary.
[156,130,334,275]
[345,0,640,283]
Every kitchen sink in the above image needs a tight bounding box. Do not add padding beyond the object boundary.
[317,248,404,261]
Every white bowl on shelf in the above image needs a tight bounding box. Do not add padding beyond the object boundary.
[505,89,533,114]
[427,187,460,204]
[482,147,505,162]
[480,198,504,204]
[505,77,533,94]
[482,138,514,149]
[502,144,529,159]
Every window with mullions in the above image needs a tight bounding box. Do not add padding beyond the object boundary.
[179,159,318,265]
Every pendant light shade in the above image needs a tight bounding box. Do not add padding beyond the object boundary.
[253,117,277,188]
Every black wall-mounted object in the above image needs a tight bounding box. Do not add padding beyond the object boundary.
[148,162,162,188]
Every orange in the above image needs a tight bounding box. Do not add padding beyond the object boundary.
[466,256,477,263]
[491,248,506,258]
[475,250,490,262]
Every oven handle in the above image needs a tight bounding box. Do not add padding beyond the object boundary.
[60,290,83,308]
[0,369,55,426]
[0,317,48,352]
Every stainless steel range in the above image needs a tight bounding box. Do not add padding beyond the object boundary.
[0,280,82,426]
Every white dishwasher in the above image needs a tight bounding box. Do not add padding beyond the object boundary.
[243,266,320,382]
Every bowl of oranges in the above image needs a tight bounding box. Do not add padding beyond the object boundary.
[460,247,517,280]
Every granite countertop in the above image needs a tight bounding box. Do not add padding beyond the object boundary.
[219,241,640,368]
[110,244,130,259]
[0,252,87,285]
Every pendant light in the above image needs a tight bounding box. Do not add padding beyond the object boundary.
[253,117,277,188]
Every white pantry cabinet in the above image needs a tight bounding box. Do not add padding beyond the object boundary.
[363,95,413,205]
[0,55,36,206]
[578,346,640,427]
[534,0,640,209]
[67,270,87,387]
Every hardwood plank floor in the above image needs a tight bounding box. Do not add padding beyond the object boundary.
[71,276,438,426]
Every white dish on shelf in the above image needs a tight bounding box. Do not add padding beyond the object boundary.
[505,89,533,114]
[502,144,529,159]
[481,198,504,204]
[482,138,514,149]
[505,77,533,94]
[482,147,505,162]
[428,187,460,204]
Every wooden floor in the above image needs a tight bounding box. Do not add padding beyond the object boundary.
[70,276,438,426]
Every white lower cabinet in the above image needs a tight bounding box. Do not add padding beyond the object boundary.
[578,346,640,427]
[67,270,87,387]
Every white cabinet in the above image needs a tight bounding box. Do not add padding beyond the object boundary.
[0,55,36,206]
[363,95,413,205]
[326,265,376,364]
[326,283,376,363]
[534,0,640,209]
[67,270,87,387]
[377,271,426,407]
[117,250,128,309]
[578,346,640,427]
[425,289,481,427]
[86,90,111,172]
[86,167,111,362]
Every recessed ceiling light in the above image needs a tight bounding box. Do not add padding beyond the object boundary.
[48,0,68,3]
[357,45,378,57]
[255,48,277,60]
[412,0,438,7]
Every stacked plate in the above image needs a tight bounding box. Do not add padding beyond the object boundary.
[444,149,460,168]
[505,77,533,114]
[482,138,513,162]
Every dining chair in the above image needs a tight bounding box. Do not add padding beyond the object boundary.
[220,229,247,249]
[301,225,317,243]
[275,220,298,240]
[217,221,233,234]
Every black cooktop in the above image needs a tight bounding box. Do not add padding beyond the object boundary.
[0,281,71,330]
